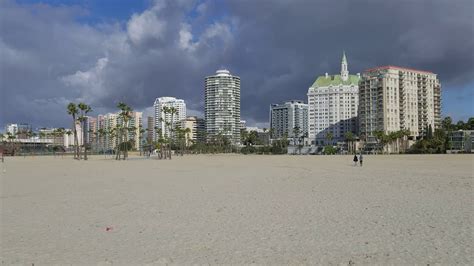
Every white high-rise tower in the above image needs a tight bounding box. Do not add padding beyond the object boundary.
[153,97,186,140]
[205,69,241,145]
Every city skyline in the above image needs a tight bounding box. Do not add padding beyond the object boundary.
[1,0,473,130]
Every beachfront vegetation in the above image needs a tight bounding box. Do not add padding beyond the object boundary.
[115,102,133,160]
[78,103,92,160]
[66,103,80,159]
[408,116,473,154]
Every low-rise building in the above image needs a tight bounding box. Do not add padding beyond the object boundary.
[447,130,473,153]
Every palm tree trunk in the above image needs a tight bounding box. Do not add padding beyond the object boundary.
[72,115,79,159]
[83,120,88,160]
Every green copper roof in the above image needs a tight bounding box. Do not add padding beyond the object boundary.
[310,74,360,87]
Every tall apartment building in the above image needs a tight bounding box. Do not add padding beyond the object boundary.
[307,52,360,145]
[181,116,206,146]
[97,113,118,151]
[128,112,143,150]
[270,100,308,139]
[205,69,241,145]
[85,117,97,145]
[97,112,142,150]
[146,116,154,143]
[153,97,186,139]
[359,66,441,138]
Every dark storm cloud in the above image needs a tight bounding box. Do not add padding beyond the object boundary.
[1,0,473,129]
[223,0,474,124]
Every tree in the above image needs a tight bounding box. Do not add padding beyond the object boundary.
[53,128,65,156]
[456,120,467,130]
[139,125,145,156]
[373,130,389,154]
[442,117,453,131]
[400,129,411,153]
[325,131,333,145]
[78,103,92,160]
[67,103,80,159]
[427,124,433,140]
[344,131,355,154]
[467,117,474,130]
[268,128,275,141]
[293,126,301,145]
[323,145,336,155]
[6,132,18,156]
[116,102,133,160]
[97,128,105,154]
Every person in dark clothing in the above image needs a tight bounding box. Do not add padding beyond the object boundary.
[359,153,363,166]
[353,154,358,166]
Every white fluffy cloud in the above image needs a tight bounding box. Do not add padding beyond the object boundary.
[127,9,167,45]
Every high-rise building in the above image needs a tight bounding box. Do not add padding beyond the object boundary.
[270,100,308,139]
[358,66,441,138]
[5,123,31,138]
[181,116,206,146]
[153,97,186,140]
[129,111,143,150]
[85,117,97,145]
[307,52,360,145]
[146,116,154,143]
[205,69,241,145]
[97,113,118,151]
[99,112,143,151]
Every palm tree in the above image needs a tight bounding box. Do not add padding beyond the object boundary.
[155,128,165,159]
[241,129,249,146]
[400,129,411,153]
[78,103,92,160]
[138,125,145,156]
[344,131,355,154]
[293,126,301,146]
[116,102,133,160]
[161,106,177,159]
[7,132,17,156]
[373,130,389,154]
[183,127,191,154]
[65,130,72,150]
[97,128,105,154]
[169,107,178,157]
[54,128,65,156]
[67,103,80,159]
[325,131,334,145]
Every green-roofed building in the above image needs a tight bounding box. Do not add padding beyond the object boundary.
[307,52,360,145]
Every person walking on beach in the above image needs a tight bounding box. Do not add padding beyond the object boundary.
[359,153,363,167]
[353,154,358,166]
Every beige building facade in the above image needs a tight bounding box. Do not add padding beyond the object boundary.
[181,116,205,146]
[359,66,441,138]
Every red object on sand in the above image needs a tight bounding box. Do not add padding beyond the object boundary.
[106,226,113,231]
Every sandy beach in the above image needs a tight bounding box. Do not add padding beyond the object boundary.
[0,154,472,264]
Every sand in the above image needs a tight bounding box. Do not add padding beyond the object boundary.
[0,154,473,264]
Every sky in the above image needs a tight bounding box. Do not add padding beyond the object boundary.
[1,0,473,130]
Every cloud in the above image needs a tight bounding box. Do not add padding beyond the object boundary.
[1,0,473,130]
[127,8,167,45]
